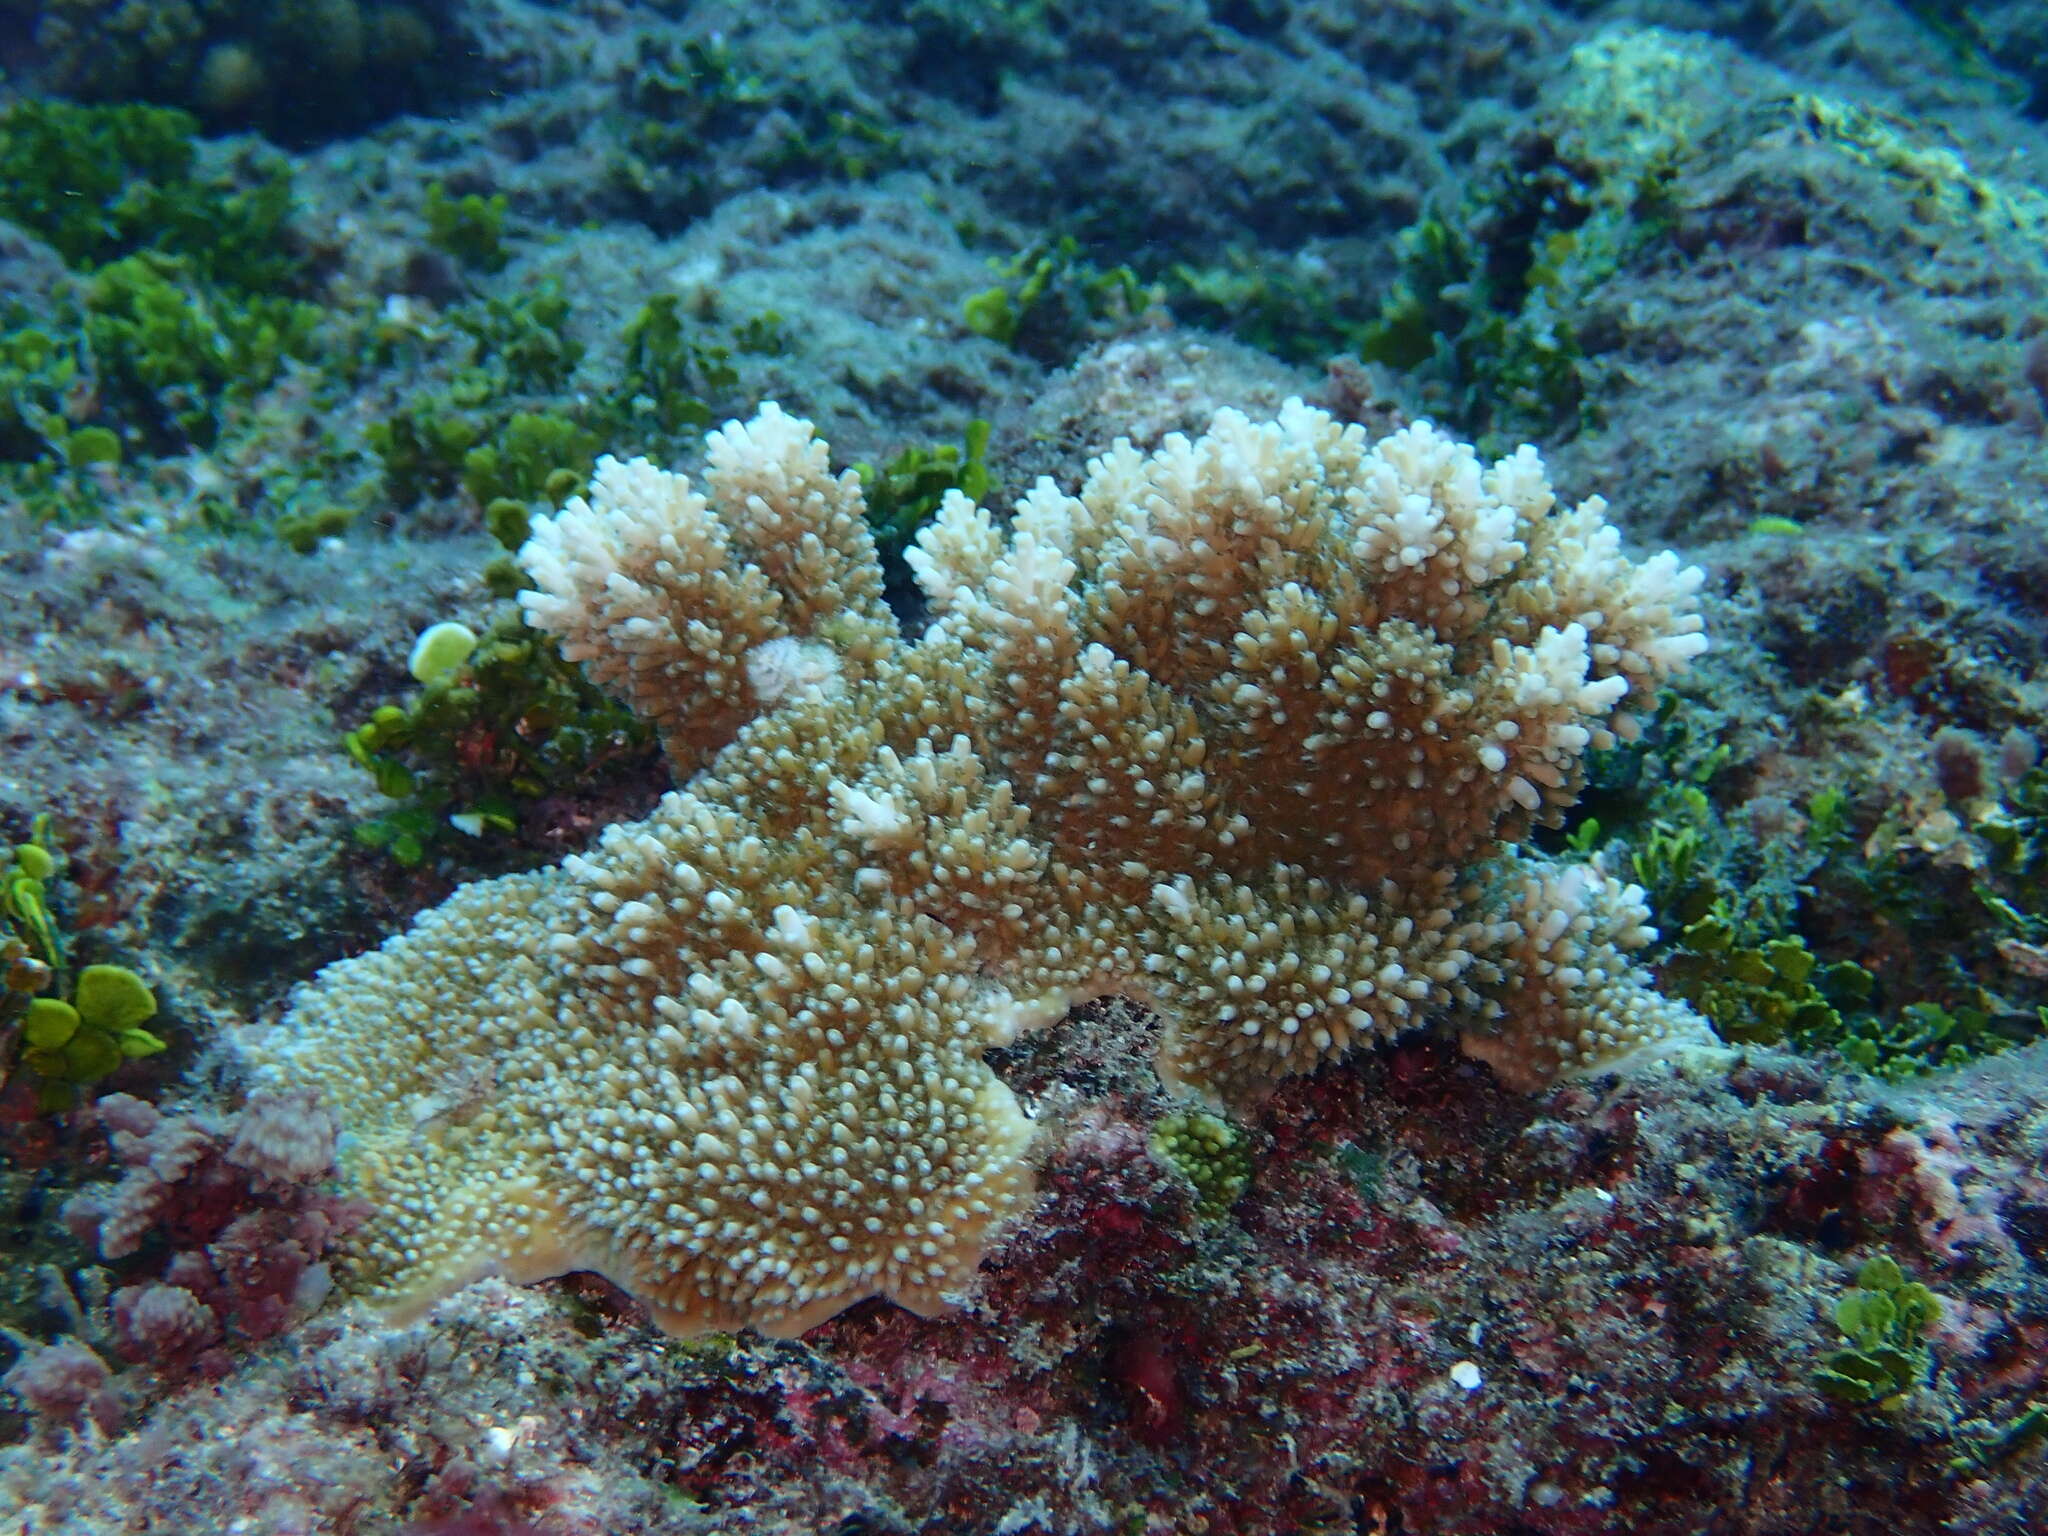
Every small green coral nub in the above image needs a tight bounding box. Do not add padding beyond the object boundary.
[347,611,656,869]
[424,182,511,273]
[462,411,599,514]
[3,832,64,972]
[409,621,481,687]
[75,963,159,1034]
[23,996,79,1049]
[1815,1254,1938,1408]
[961,235,1152,360]
[1150,1110,1254,1222]
[15,963,163,1111]
[64,426,122,468]
[275,504,356,554]
[12,842,55,882]
[4,821,166,1111]
[853,420,993,557]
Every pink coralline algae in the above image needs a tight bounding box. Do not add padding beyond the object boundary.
[55,1090,365,1376]
[0,1338,121,1438]
[2,1037,2047,1532]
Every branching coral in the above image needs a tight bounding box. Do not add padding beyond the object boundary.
[252,400,1711,1337]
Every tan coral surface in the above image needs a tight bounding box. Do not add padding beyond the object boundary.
[251,400,1710,1336]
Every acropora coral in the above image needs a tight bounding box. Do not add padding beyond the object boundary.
[251,399,1710,1337]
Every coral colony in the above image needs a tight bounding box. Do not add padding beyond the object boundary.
[13,11,2048,1529]
[252,400,1709,1336]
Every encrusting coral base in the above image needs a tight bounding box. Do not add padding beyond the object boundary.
[249,400,1712,1336]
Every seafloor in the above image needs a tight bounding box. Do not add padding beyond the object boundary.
[2,1,2047,1532]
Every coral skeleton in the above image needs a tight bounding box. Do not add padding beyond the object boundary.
[251,400,1711,1336]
